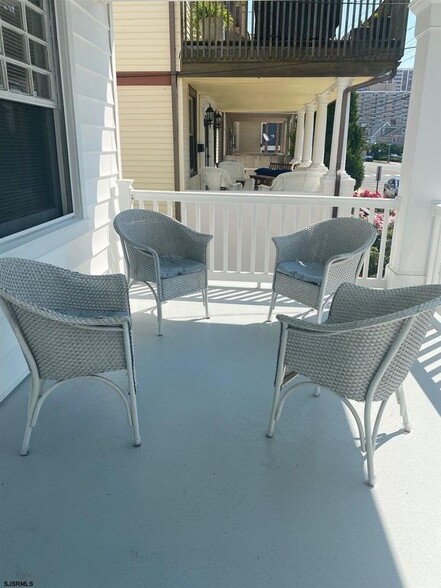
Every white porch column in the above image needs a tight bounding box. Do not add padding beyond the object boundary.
[310,92,328,171]
[292,108,305,165]
[387,0,441,286]
[322,77,353,195]
[299,102,315,168]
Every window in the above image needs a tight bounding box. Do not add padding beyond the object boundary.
[188,86,197,176]
[260,122,285,154]
[0,0,72,239]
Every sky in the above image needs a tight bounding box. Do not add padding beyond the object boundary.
[400,12,416,69]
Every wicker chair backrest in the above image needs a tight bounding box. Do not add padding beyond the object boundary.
[114,209,192,257]
[0,258,128,380]
[292,217,377,263]
[285,283,441,401]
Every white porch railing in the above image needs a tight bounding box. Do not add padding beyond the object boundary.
[117,182,399,288]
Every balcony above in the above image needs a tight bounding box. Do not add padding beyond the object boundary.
[181,0,409,78]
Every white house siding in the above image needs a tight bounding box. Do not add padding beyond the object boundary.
[0,0,122,401]
[113,1,171,72]
[117,86,175,190]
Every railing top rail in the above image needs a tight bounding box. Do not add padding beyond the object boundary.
[127,186,399,209]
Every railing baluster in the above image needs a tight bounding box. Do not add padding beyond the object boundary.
[209,204,215,271]
[264,204,272,273]
[376,205,391,279]
[195,202,202,232]
[250,204,258,273]
[237,202,243,273]
[181,201,188,226]
[223,205,229,272]
[124,185,399,287]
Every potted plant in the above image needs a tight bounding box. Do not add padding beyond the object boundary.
[191,1,233,42]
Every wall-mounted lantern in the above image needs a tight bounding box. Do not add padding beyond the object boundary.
[204,104,215,166]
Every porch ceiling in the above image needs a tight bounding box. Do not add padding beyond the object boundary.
[186,76,371,112]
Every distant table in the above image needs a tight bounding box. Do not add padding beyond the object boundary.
[249,174,274,190]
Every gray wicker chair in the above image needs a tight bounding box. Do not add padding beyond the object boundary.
[267,217,378,323]
[267,283,441,486]
[114,209,213,336]
[0,258,141,456]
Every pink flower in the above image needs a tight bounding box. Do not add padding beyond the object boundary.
[373,213,384,230]
[353,189,382,198]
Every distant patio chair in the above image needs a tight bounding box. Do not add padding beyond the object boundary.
[267,217,377,323]
[266,283,441,486]
[200,166,243,191]
[0,257,141,456]
[218,161,255,190]
[114,209,213,336]
[258,170,322,192]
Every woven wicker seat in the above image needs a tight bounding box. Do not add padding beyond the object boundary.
[0,258,141,456]
[114,209,213,336]
[200,166,243,191]
[267,283,441,486]
[267,217,378,323]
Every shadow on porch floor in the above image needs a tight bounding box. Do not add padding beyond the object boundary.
[1,286,440,587]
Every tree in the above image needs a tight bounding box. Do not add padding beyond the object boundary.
[324,92,365,189]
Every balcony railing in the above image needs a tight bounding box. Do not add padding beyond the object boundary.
[117,183,399,288]
[181,0,408,64]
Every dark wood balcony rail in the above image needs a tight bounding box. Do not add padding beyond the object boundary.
[181,0,409,63]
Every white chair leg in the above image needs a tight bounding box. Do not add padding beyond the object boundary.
[364,400,376,487]
[266,376,283,438]
[128,375,141,447]
[21,377,42,456]
[157,300,163,336]
[266,326,288,437]
[123,324,142,447]
[396,385,411,432]
[313,306,324,397]
[267,291,277,322]
[202,288,210,319]
[316,303,325,325]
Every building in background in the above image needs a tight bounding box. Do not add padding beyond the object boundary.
[113,1,410,193]
[358,69,413,147]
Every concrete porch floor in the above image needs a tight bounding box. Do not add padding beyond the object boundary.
[1,285,440,588]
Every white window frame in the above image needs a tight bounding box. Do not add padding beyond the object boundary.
[0,0,83,251]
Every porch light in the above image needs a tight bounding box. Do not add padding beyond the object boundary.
[204,104,215,127]
[214,111,223,130]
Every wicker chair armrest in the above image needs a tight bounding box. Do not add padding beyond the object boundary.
[272,231,308,265]
[177,224,213,246]
[328,283,433,324]
[276,310,409,335]
[170,225,213,263]
[2,295,131,328]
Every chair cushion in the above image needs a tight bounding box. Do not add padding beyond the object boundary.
[277,260,324,286]
[254,168,288,178]
[159,256,205,279]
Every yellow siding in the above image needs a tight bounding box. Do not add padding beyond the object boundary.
[118,86,175,190]
[113,1,171,72]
